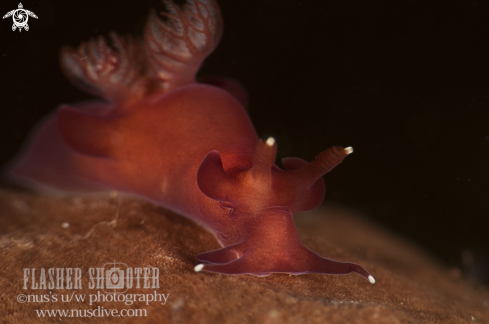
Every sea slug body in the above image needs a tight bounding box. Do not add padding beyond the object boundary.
[5,0,374,283]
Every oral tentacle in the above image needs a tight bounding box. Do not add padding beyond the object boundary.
[304,253,375,284]
[196,243,242,263]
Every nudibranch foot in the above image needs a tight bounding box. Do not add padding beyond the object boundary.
[194,247,375,283]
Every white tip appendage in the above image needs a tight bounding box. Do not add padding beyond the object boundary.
[266,137,275,146]
[368,275,375,284]
[345,147,353,154]
[194,264,204,272]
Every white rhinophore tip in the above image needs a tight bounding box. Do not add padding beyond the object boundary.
[368,275,375,284]
[194,264,204,272]
[266,137,275,146]
[345,146,353,154]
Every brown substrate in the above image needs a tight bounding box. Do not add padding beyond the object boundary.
[0,188,488,323]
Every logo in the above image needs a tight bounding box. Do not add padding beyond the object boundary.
[3,3,38,32]
[106,265,125,290]
[17,262,168,316]
[22,262,160,294]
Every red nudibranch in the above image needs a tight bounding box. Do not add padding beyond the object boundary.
[5,0,374,283]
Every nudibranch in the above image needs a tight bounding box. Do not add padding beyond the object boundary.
[5,0,374,283]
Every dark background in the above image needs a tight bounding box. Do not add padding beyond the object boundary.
[1,0,488,281]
